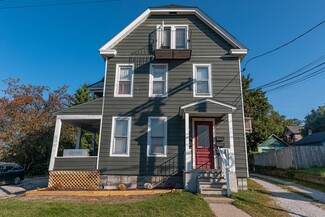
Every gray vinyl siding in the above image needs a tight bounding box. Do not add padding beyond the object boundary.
[54,157,97,170]
[98,15,248,178]
[57,98,103,115]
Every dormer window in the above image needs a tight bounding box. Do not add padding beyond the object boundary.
[156,25,189,49]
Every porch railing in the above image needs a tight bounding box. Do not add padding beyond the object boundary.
[218,147,230,196]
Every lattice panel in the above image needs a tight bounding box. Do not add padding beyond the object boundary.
[48,170,100,190]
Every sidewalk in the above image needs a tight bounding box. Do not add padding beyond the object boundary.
[203,197,251,217]
[251,173,325,204]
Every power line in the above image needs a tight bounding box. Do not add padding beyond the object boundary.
[252,58,325,90]
[254,55,325,89]
[242,20,325,72]
[265,67,325,93]
[0,0,119,10]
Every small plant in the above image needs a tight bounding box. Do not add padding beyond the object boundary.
[144,183,153,189]
[287,167,296,178]
[50,183,64,190]
[165,181,176,189]
[117,183,127,191]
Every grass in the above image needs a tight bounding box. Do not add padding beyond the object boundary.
[263,173,325,193]
[295,166,325,177]
[0,192,214,217]
[260,178,314,200]
[231,179,289,217]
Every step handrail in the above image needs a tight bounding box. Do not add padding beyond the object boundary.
[218,147,230,196]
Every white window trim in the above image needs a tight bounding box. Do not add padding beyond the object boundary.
[156,24,189,49]
[147,117,168,157]
[149,63,168,97]
[114,64,134,97]
[110,116,132,157]
[193,63,213,98]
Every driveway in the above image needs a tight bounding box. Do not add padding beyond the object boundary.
[0,177,48,199]
[251,176,325,217]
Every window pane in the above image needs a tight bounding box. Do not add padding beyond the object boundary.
[115,119,128,137]
[114,137,127,154]
[162,27,171,49]
[150,138,164,154]
[119,81,131,94]
[176,28,186,49]
[153,66,165,80]
[153,81,165,95]
[119,67,131,80]
[197,81,209,94]
[151,119,164,137]
[197,125,209,148]
[196,67,209,80]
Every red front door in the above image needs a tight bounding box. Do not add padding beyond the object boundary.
[194,121,214,169]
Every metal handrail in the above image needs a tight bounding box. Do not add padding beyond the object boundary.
[218,147,230,196]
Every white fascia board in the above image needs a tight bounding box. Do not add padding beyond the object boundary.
[56,115,102,120]
[98,7,247,53]
[99,49,117,57]
[230,49,248,56]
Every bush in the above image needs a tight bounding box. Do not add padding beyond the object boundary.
[287,167,296,178]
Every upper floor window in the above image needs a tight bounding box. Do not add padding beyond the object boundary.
[147,117,167,157]
[149,64,168,97]
[156,25,188,49]
[114,64,134,97]
[193,64,212,97]
[110,116,131,157]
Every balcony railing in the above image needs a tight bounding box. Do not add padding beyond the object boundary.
[154,28,192,60]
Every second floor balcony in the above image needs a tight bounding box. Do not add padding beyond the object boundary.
[154,26,192,60]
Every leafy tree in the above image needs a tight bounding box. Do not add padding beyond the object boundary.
[0,78,73,174]
[301,105,325,136]
[71,83,91,106]
[242,75,296,151]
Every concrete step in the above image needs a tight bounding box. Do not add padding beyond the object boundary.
[200,187,227,195]
[198,177,225,183]
[198,173,222,178]
[199,182,227,189]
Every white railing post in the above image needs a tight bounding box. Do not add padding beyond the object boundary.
[218,147,230,196]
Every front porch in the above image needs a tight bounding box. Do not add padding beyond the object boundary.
[180,99,238,194]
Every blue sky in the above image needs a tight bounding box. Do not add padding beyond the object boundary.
[0,0,324,120]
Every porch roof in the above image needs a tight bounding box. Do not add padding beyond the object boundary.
[56,98,103,116]
[179,99,236,118]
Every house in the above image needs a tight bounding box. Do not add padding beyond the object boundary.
[292,131,325,146]
[48,4,249,194]
[283,125,303,144]
[257,134,289,153]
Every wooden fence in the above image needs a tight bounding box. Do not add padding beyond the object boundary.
[254,143,325,169]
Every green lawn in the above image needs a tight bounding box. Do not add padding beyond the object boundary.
[0,192,214,217]
[231,179,289,217]
[295,166,325,177]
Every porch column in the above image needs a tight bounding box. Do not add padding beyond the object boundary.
[49,118,62,171]
[75,127,82,149]
[228,113,236,172]
[91,133,95,154]
[185,113,192,171]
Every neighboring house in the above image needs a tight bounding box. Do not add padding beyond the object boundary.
[292,131,325,146]
[283,125,303,144]
[257,134,289,153]
[48,5,249,194]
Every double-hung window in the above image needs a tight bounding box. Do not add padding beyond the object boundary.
[149,64,168,97]
[115,64,134,97]
[147,117,167,157]
[110,117,131,157]
[157,25,188,49]
[193,64,212,97]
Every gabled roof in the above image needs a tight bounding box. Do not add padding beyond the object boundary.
[179,99,236,117]
[99,5,247,58]
[258,134,289,148]
[286,125,304,134]
[88,78,104,91]
[293,131,325,146]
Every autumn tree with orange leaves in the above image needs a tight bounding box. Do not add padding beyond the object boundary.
[0,78,73,174]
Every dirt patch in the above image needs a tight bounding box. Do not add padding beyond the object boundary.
[17,194,158,204]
